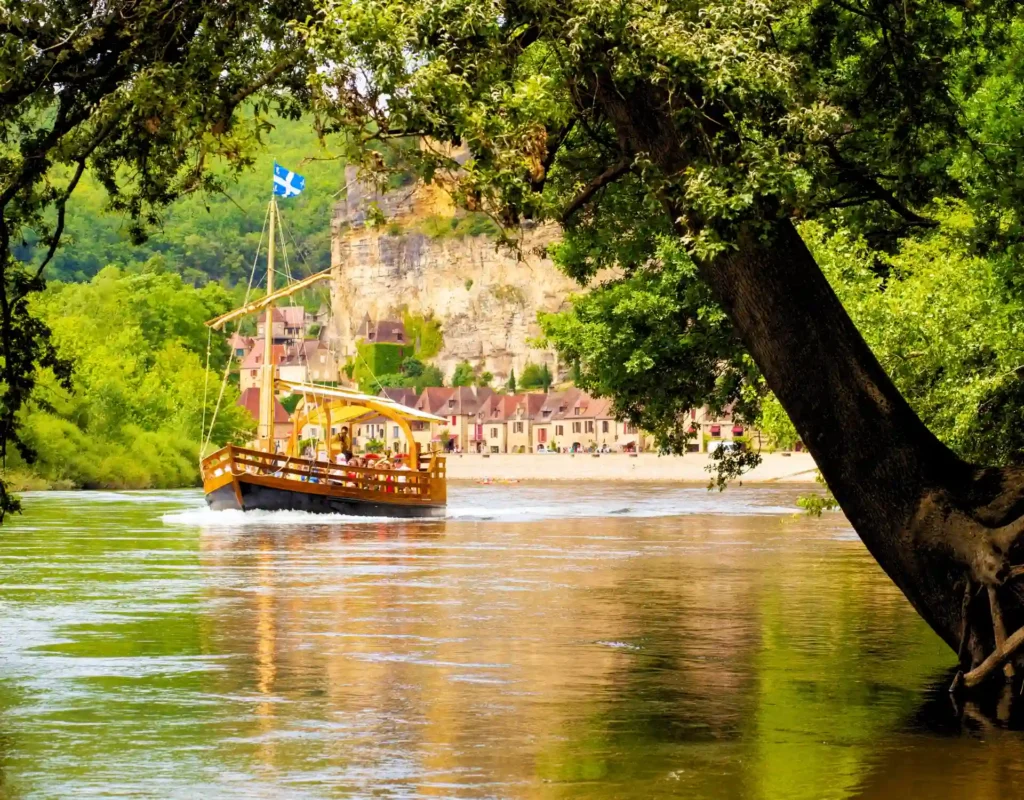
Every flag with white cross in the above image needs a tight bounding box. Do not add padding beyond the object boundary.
[272,162,305,198]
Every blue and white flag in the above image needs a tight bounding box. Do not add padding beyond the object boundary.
[273,162,305,198]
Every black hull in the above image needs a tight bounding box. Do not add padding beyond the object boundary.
[205,481,446,519]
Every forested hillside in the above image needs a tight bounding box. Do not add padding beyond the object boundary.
[27,116,345,285]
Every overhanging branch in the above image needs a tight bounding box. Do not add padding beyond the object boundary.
[560,158,632,222]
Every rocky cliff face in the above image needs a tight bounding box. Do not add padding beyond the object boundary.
[330,168,581,383]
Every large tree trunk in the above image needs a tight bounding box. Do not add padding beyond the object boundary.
[698,218,1024,680]
[586,69,1024,687]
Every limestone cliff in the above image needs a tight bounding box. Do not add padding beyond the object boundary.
[330,167,581,383]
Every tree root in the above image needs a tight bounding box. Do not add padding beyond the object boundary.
[952,569,1024,691]
[963,625,1024,688]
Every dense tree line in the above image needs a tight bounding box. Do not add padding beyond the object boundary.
[5,265,251,490]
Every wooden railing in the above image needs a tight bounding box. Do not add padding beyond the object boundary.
[202,446,446,505]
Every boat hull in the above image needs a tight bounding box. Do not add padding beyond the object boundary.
[205,476,446,518]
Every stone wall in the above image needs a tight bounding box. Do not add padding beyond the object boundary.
[330,167,582,384]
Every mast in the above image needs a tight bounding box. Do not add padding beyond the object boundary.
[259,199,278,451]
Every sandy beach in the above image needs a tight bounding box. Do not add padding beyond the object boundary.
[444,451,820,483]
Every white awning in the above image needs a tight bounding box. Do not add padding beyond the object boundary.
[277,380,447,424]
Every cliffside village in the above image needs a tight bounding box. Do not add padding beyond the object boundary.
[227,308,763,456]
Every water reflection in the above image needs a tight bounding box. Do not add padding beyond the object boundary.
[0,485,1021,797]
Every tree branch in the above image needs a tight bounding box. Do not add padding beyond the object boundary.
[560,158,632,222]
[826,143,938,228]
[30,159,87,284]
[531,118,577,192]
[228,53,300,107]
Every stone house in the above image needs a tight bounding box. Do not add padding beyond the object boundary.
[256,305,308,344]
[239,341,286,392]
[505,394,547,453]
[278,339,339,384]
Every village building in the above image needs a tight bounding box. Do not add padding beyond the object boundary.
[355,314,408,346]
[236,387,291,452]
[278,339,339,384]
[239,341,285,392]
[505,393,547,453]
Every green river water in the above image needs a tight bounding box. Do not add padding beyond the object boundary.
[0,484,1021,798]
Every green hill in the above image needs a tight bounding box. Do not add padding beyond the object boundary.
[42,116,345,285]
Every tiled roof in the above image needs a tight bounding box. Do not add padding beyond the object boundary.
[240,340,286,370]
[416,386,455,415]
[279,339,326,367]
[449,386,493,415]
[356,316,407,345]
[279,306,305,327]
[236,387,290,424]
[379,387,418,408]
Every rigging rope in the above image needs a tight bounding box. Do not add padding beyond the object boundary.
[201,202,272,456]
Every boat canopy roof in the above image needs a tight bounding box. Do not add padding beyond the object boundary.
[277,380,446,426]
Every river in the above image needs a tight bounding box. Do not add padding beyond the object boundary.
[0,483,1021,798]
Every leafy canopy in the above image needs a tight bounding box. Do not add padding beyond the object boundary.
[0,0,314,517]
[302,0,1024,463]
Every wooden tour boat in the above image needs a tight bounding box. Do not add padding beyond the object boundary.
[200,197,447,518]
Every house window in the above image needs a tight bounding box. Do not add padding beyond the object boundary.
[538,428,548,443]
[733,425,744,435]
[575,408,581,415]
[711,425,721,436]
[491,427,498,438]
[586,421,594,433]
[451,415,457,426]
[251,370,258,378]
[542,410,551,417]
[572,422,582,434]
[624,423,637,434]
[448,399,455,409]
[513,422,524,433]
[602,421,609,433]
[393,426,399,439]
[396,333,403,341]
[556,425,564,436]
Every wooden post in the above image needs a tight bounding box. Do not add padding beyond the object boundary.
[325,403,333,463]
[258,199,277,451]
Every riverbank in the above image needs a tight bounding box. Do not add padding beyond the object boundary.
[444,451,820,483]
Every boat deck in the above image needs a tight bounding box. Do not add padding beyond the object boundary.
[201,446,446,517]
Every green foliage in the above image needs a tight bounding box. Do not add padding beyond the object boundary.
[416,213,502,240]
[464,278,474,291]
[506,369,517,394]
[518,362,554,393]
[756,395,801,452]
[365,438,386,454]
[279,394,302,415]
[376,356,445,393]
[353,341,407,392]
[401,357,425,378]
[299,0,1024,491]
[0,0,315,517]
[797,473,842,517]
[403,311,444,359]
[478,371,494,387]
[8,268,252,489]
[38,114,344,285]
[451,361,476,387]
[807,215,1024,465]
